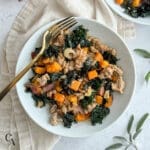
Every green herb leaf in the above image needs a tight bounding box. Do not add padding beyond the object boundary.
[127,115,134,134]
[136,113,149,132]
[129,133,132,142]
[113,136,127,142]
[105,143,123,150]
[133,129,142,140]
[134,49,150,58]
[145,71,150,83]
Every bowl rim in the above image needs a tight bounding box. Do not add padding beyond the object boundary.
[15,17,136,137]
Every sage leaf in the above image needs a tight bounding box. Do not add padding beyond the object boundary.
[133,129,142,140]
[136,113,149,132]
[127,115,134,134]
[134,49,150,58]
[129,133,132,142]
[145,71,150,83]
[105,143,123,150]
[113,136,127,142]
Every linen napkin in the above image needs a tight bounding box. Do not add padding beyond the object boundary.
[0,0,135,149]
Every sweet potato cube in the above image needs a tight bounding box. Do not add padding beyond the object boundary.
[100,60,109,68]
[95,95,103,105]
[88,70,98,80]
[34,67,46,74]
[68,95,78,105]
[70,80,81,91]
[54,93,65,103]
[95,52,103,62]
[75,113,90,122]
[46,61,62,73]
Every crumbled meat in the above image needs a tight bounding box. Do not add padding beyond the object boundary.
[99,64,125,93]
[112,76,125,94]
[36,74,50,87]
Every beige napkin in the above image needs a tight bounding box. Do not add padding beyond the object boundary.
[0,0,135,149]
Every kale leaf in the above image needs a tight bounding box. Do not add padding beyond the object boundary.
[65,25,91,48]
[48,72,63,82]
[87,78,102,90]
[80,92,95,109]
[63,112,75,128]
[91,105,110,125]
[32,94,56,106]
[103,51,118,65]
[43,45,61,57]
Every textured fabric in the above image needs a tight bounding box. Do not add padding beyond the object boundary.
[0,0,135,150]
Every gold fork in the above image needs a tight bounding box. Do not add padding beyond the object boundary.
[0,17,77,101]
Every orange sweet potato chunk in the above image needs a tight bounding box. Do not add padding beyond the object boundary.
[88,70,98,80]
[34,67,46,74]
[54,92,65,103]
[70,80,81,91]
[46,61,62,73]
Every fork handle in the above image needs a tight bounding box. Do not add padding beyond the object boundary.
[0,52,42,101]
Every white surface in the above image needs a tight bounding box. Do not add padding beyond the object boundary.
[16,17,135,137]
[105,0,150,25]
[0,0,150,149]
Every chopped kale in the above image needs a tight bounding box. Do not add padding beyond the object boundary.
[43,45,61,57]
[32,94,56,106]
[88,78,102,90]
[80,92,95,109]
[63,112,75,128]
[103,51,118,65]
[122,0,150,18]
[80,58,93,75]
[48,72,63,82]
[91,105,110,125]
[65,25,91,48]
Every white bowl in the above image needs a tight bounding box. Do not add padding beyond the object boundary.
[105,0,150,25]
[16,17,135,137]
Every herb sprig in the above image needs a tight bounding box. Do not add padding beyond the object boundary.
[134,49,150,83]
[105,113,149,150]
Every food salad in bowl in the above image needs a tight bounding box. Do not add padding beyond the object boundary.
[16,18,135,137]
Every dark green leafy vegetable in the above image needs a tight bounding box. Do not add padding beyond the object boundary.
[134,49,150,58]
[65,25,91,48]
[87,78,102,90]
[63,112,75,128]
[43,45,61,57]
[32,94,56,105]
[105,143,123,150]
[79,92,95,108]
[122,1,150,18]
[91,105,110,125]
[103,51,118,64]
[48,72,63,82]
[81,58,93,75]
[145,71,150,83]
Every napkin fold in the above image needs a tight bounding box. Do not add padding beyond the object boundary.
[0,0,135,149]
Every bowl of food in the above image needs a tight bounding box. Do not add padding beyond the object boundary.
[105,0,150,25]
[16,17,135,137]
